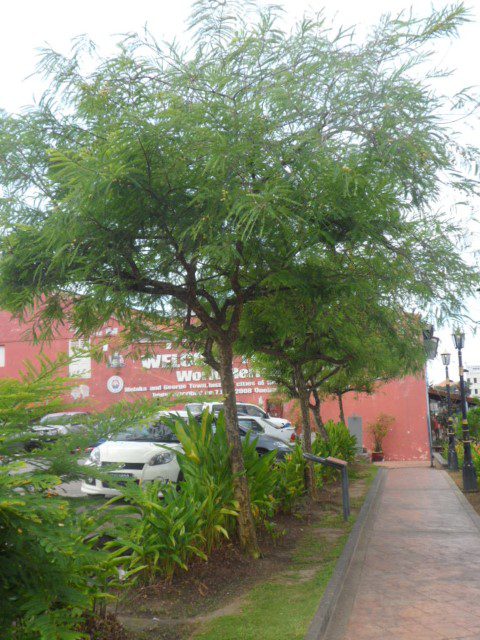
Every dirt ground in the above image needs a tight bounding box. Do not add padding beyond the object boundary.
[108,463,373,640]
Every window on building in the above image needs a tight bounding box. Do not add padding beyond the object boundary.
[475,378,478,384]
[68,339,91,379]
[0,345,5,367]
[475,389,478,395]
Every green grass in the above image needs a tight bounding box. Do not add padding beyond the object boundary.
[193,463,376,640]
[193,529,346,640]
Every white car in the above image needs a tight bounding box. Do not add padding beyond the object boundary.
[81,414,183,497]
[25,411,92,452]
[185,402,292,430]
[31,412,91,437]
[236,415,296,444]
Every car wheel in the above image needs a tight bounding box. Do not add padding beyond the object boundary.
[24,441,41,453]
[256,448,269,457]
[176,471,184,491]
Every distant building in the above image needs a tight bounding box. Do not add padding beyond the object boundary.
[434,379,460,394]
[465,364,480,398]
[0,309,430,461]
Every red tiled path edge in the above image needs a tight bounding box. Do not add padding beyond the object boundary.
[320,467,480,640]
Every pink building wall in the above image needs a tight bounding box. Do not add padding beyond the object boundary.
[319,376,429,461]
[0,309,430,461]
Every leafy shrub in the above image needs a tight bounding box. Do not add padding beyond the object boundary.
[467,407,480,442]
[171,411,240,547]
[368,414,394,452]
[0,358,112,640]
[273,443,307,512]
[312,420,357,462]
[173,411,279,528]
[309,421,357,483]
[241,431,278,523]
[1,473,109,640]
[448,441,480,477]
[101,481,210,584]
[455,441,480,475]
[104,411,284,584]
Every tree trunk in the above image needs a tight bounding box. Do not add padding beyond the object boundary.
[293,363,316,499]
[337,392,345,425]
[310,387,329,441]
[217,339,260,557]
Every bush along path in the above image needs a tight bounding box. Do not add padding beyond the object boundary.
[3,382,358,640]
[113,459,377,640]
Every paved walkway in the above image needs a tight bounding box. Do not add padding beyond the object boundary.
[323,468,480,640]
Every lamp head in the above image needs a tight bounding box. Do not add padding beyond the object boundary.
[424,336,439,360]
[452,329,465,351]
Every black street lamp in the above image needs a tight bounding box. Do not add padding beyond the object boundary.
[441,352,458,471]
[423,326,439,467]
[452,329,478,492]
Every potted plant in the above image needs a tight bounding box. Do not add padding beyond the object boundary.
[369,413,394,462]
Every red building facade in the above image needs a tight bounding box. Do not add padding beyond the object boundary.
[0,311,429,460]
[320,377,429,461]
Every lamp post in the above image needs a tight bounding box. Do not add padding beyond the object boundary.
[441,352,458,471]
[452,329,478,492]
[423,326,439,468]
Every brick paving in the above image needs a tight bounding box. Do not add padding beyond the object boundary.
[324,468,480,640]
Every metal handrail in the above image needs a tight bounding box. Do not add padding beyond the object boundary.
[303,452,350,521]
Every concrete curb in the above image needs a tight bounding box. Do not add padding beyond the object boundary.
[443,470,480,534]
[305,468,386,640]
[433,452,448,469]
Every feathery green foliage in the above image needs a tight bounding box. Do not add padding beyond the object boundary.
[0,359,113,640]
[0,0,478,551]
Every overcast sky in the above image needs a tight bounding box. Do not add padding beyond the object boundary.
[2,0,480,382]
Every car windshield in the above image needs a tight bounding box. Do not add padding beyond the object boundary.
[113,422,179,443]
[256,417,281,431]
[242,405,266,417]
[264,418,285,429]
[185,403,204,413]
[238,419,264,434]
[39,414,89,425]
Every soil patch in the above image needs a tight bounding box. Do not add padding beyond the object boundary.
[117,505,318,623]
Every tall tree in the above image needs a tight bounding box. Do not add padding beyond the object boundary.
[0,1,478,547]
[240,283,425,494]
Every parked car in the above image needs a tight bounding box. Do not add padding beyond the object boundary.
[209,417,292,460]
[237,415,296,444]
[81,412,183,497]
[184,401,292,429]
[25,412,91,451]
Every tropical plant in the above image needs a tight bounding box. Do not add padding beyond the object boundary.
[368,414,395,453]
[100,411,285,584]
[312,421,357,463]
[172,411,278,531]
[101,481,209,584]
[273,443,307,512]
[467,406,480,441]
[169,411,239,548]
[311,420,357,483]
[0,358,113,640]
[242,432,278,523]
